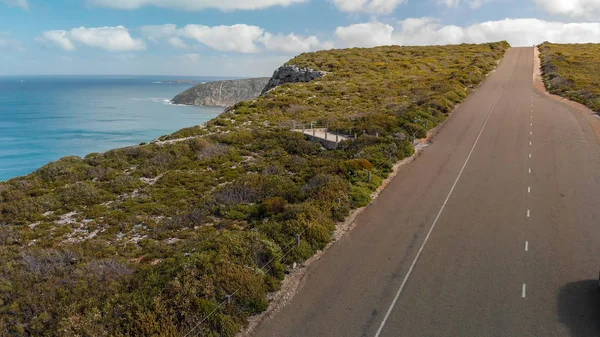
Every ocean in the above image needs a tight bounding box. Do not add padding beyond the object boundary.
[0,76,226,182]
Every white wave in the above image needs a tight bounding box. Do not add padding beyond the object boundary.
[132,97,171,104]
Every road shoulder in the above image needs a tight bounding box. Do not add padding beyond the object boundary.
[533,46,600,144]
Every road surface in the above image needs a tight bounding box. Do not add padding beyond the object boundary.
[250,47,600,337]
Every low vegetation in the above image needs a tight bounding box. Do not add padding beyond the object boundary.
[539,42,600,113]
[0,42,509,336]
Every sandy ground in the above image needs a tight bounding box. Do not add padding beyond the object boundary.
[533,47,600,143]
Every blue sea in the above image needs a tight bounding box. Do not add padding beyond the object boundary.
[0,76,227,181]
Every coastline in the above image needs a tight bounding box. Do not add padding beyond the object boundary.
[0,76,223,182]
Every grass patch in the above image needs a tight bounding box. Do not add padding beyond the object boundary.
[539,42,600,113]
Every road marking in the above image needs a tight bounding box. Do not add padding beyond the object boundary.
[525,241,529,251]
[530,131,533,135]
[529,141,532,146]
[529,153,532,158]
[529,168,531,174]
[522,284,527,298]
[372,52,515,337]
[530,123,533,126]
[528,186,531,193]
[527,209,530,217]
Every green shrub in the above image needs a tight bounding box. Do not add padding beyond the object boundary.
[539,42,600,113]
[0,42,510,336]
[349,185,372,208]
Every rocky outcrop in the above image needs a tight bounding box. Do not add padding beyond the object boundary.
[261,65,326,95]
[171,78,270,107]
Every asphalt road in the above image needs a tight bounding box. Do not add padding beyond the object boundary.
[251,47,600,337]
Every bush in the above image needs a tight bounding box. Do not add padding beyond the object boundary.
[539,42,600,113]
[349,185,372,208]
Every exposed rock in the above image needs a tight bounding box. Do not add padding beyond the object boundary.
[261,65,326,95]
[171,78,270,108]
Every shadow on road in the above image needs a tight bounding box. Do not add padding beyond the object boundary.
[558,280,600,337]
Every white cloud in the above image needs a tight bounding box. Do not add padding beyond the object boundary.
[259,32,334,53]
[141,24,177,42]
[70,26,146,51]
[335,18,600,48]
[167,36,189,48]
[42,30,75,51]
[2,0,28,10]
[90,0,306,11]
[142,24,190,48]
[181,53,201,62]
[142,23,331,54]
[41,26,145,52]
[536,0,600,20]
[335,22,394,48]
[331,0,407,14]
[179,24,264,53]
[438,0,493,8]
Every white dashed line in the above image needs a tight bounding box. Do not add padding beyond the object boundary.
[530,123,533,126]
[525,241,529,252]
[529,154,532,158]
[522,284,527,298]
[527,209,530,218]
[528,186,531,193]
[529,168,531,174]
[530,131,533,135]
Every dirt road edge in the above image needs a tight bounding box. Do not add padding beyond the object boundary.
[533,46,600,143]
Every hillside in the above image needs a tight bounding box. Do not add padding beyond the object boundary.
[539,42,600,113]
[0,42,509,336]
[171,77,270,107]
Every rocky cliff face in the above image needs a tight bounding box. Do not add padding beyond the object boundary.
[171,78,270,107]
[261,65,326,95]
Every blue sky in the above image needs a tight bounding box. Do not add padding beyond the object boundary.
[1,0,599,77]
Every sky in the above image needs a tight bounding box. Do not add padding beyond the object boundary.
[1,0,600,77]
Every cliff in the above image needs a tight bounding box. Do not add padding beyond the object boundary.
[261,65,326,95]
[172,77,270,107]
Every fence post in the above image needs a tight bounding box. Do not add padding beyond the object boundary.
[296,234,301,247]
[336,133,339,143]
[376,132,379,138]
[292,121,296,130]
[354,133,357,139]
[226,295,232,305]
[302,124,305,134]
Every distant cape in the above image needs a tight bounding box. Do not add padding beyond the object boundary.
[171,77,270,108]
